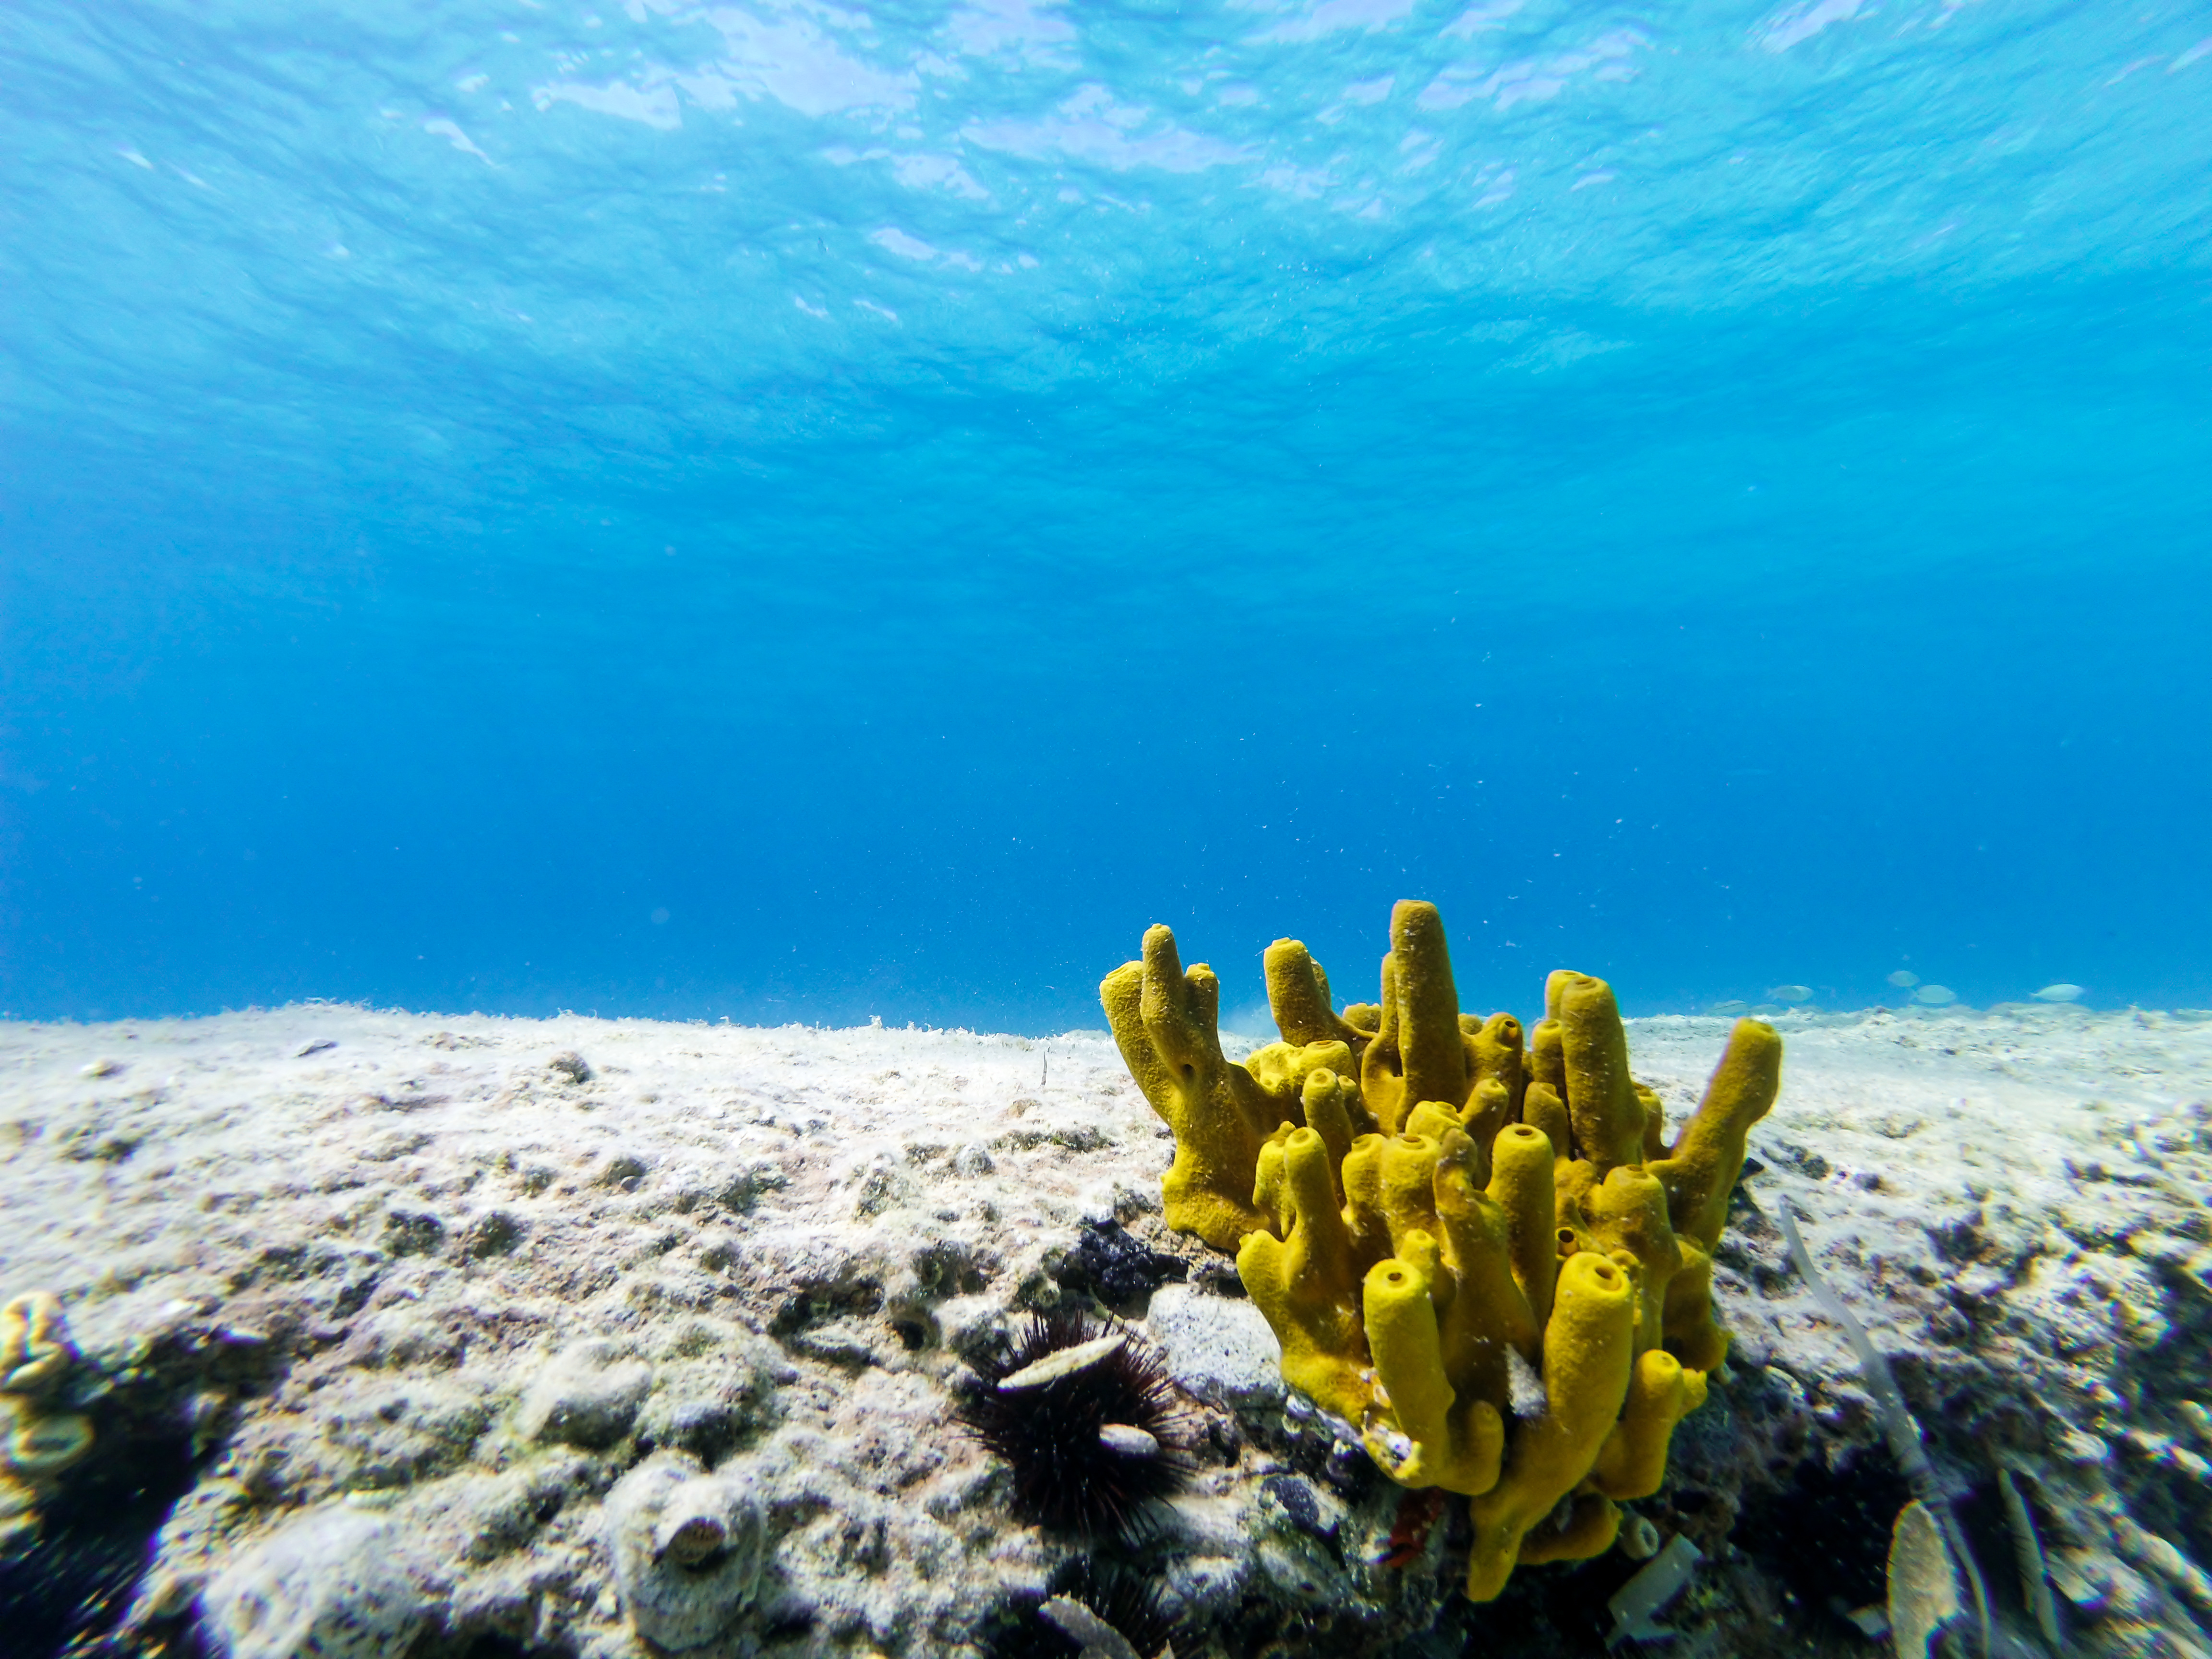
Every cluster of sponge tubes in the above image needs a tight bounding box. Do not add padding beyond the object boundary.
[1100,900,1783,1602]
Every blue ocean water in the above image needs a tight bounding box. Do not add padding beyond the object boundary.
[1,0,2207,1032]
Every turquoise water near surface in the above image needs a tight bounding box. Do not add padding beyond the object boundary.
[2,0,2209,1028]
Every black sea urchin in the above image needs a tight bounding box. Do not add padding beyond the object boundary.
[957,1310,1195,1539]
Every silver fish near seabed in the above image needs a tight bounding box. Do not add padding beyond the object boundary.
[2033,983,2084,1003]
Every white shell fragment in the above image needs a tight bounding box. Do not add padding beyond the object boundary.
[1606,1533,1702,1647]
[998,1334,1125,1391]
[1097,1423,1160,1458]
[1840,1603,1890,1639]
[1505,1345,1547,1421]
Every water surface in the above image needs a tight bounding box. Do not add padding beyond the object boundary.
[4,0,2209,1027]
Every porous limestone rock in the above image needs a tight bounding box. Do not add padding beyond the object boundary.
[197,1506,429,1659]
[517,1341,654,1449]
[0,1001,2205,1657]
[1142,1285,1286,1412]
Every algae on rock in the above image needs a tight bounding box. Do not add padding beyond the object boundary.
[1101,900,1782,1601]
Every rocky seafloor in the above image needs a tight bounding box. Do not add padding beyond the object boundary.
[3,1002,2211,1659]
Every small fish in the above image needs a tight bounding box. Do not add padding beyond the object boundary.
[1707,1000,1748,1016]
[2032,984,2083,1003]
[1767,985,1813,1004]
[1887,970,1920,989]
[1911,984,1957,1006]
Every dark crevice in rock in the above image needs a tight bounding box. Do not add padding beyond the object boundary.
[1733,1448,1912,1641]
[2,1424,202,1659]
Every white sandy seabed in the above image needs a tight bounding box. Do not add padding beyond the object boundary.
[3,1002,2212,1659]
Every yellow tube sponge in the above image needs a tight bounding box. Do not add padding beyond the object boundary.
[1582,1167,1683,1354]
[1487,1123,1558,1332]
[1554,973,1649,1175]
[1243,1039,1358,1129]
[1516,1492,1621,1565]
[1648,1016,1784,1252]
[1431,1135,1539,1407]
[1299,1065,1360,1180]
[1469,1012,1527,1118]
[1592,1349,1708,1500]
[1662,1241,1728,1371]
[1361,1246,1505,1496]
[1103,905,1787,1604]
[1460,1079,1514,1171]
[1328,1134,1391,1284]
[1636,1082,1667,1162]
[1360,902,1472,1136]
[1263,938,1371,1052]
[1521,1082,1573,1173]
[1377,1132,1445,1257]
[1402,1099,1463,1148]
[1238,1128,1374,1426]
[1464,1251,1637,1601]
[1101,924,1278,1249]
[1529,999,1567,1103]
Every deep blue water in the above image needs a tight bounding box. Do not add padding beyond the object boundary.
[3,0,2209,1031]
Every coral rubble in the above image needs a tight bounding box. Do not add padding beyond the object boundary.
[1102,900,1781,1600]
